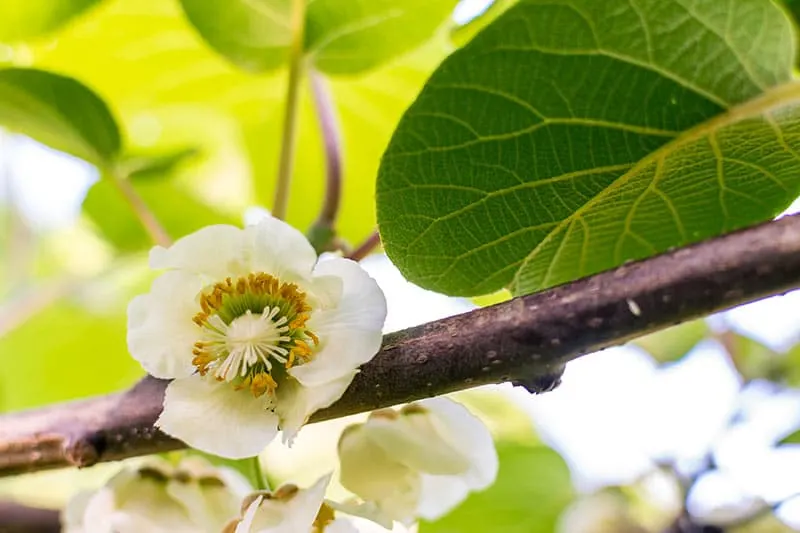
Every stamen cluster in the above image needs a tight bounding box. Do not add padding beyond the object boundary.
[190,272,319,398]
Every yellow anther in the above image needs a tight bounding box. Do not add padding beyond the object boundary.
[312,502,336,532]
[250,372,278,398]
[306,331,320,346]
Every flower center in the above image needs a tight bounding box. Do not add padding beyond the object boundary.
[191,273,319,398]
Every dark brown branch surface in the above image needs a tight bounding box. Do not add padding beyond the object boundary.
[0,501,60,533]
[2,214,800,477]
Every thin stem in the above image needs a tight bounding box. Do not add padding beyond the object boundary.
[250,456,269,491]
[347,230,381,261]
[272,0,307,221]
[310,69,343,229]
[109,173,171,247]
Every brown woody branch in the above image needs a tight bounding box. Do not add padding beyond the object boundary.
[0,501,60,533]
[2,215,800,477]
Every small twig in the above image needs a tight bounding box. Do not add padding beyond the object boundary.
[310,69,343,230]
[0,501,60,533]
[272,0,307,221]
[2,214,800,476]
[108,174,171,247]
[347,231,381,261]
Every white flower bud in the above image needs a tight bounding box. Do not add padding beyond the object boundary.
[62,457,251,533]
[337,397,498,524]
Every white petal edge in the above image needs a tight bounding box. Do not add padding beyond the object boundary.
[238,475,332,533]
[157,377,279,459]
[127,271,204,379]
[281,474,332,532]
[418,397,499,489]
[276,374,355,444]
[235,495,263,533]
[292,258,386,386]
[416,474,471,521]
[245,216,318,283]
[325,518,361,533]
[150,225,246,280]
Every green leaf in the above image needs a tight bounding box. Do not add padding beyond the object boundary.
[178,0,457,74]
[778,341,800,386]
[0,0,102,42]
[0,266,147,411]
[421,442,573,533]
[83,176,239,253]
[779,428,800,444]
[377,0,800,297]
[633,320,709,364]
[118,148,200,181]
[722,331,779,382]
[0,68,120,166]
[780,0,800,27]
[304,0,459,74]
[177,0,292,73]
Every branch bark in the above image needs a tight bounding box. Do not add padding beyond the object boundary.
[2,214,800,477]
[0,501,60,533]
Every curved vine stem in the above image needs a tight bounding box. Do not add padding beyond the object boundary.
[108,170,171,247]
[272,0,307,221]
[310,69,343,233]
[347,230,381,261]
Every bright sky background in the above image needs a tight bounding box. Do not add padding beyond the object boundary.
[2,0,800,528]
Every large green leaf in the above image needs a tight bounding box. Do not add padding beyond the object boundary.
[421,442,574,533]
[178,0,292,73]
[178,0,457,74]
[0,68,120,166]
[304,0,459,74]
[0,0,102,42]
[377,0,800,297]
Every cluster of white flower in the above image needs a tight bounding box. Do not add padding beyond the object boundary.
[65,216,498,532]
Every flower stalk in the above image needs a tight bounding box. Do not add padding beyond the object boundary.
[108,170,172,247]
[307,69,343,253]
[347,231,381,261]
[272,0,307,221]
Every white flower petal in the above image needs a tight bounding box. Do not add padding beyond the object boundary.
[276,374,355,444]
[311,257,387,332]
[167,476,241,530]
[92,471,195,533]
[338,425,421,523]
[157,378,279,459]
[416,474,470,521]
[246,216,318,283]
[150,225,247,280]
[326,518,361,533]
[304,274,343,310]
[327,500,394,531]
[363,412,471,476]
[236,475,331,533]
[126,271,204,379]
[62,490,95,533]
[418,398,498,489]
[292,259,386,386]
[235,495,263,533]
